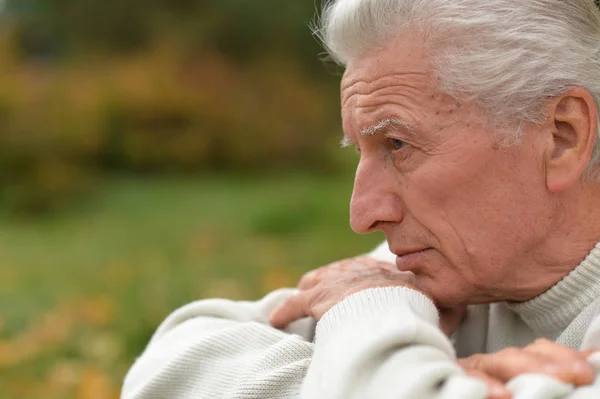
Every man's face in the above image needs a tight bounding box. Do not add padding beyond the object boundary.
[342,34,554,307]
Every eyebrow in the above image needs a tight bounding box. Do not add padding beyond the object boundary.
[341,117,413,148]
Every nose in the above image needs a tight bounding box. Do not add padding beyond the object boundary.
[350,157,404,234]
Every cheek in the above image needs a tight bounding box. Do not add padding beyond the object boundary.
[402,147,548,264]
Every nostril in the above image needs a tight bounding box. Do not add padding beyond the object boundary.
[368,220,382,232]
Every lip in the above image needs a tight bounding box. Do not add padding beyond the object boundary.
[394,248,431,272]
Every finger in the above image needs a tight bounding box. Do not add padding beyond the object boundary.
[464,369,512,399]
[526,339,595,385]
[458,349,543,383]
[297,258,393,291]
[269,292,310,329]
[342,258,372,271]
[351,256,397,272]
[298,265,339,290]
[373,260,399,272]
[525,339,595,385]
[297,269,321,290]
[468,346,594,386]
[525,339,588,361]
[331,257,387,272]
[297,259,354,291]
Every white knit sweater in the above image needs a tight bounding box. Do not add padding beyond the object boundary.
[122,241,600,399]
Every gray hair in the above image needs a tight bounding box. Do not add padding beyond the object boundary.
[317,0,600,175]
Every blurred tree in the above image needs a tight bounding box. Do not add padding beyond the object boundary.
[0,0,347,214]
[7,0,328,66]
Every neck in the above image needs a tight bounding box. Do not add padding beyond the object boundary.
[514,182,600,301]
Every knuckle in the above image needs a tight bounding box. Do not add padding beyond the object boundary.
[302,269,318,280]
[341,256,365,267]
[330,260,348,270]
[293,291,313,312]
[347,257,368,269]
[465,369,486,380]
[500,347,522,357]
[298,273,315,288]
[286,292,304,307]
[312,267,331,280]
[353,256,376,267]
[468,354,485,370]
[532,338,553,346]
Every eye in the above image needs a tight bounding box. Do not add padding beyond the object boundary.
[389,138,405,150]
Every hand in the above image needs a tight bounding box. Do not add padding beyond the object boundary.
[269,256,466,334]
[269,256,416,328]
[458,339,597,399]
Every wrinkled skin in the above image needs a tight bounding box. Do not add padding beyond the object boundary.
[341,39,565,308]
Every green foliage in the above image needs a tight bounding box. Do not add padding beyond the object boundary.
[0,175,382,399]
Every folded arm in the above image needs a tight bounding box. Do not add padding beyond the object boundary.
[121,289,315,399]
[270,241,600,399]
[298,286,600,399]
[122,241,600,399]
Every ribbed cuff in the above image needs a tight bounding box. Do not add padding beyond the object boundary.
[316,286,439,339]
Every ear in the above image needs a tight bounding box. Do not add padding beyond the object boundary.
[545,87,598,192]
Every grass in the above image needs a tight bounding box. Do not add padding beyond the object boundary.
[0,173,384,399]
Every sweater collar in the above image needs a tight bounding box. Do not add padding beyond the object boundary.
[507,240,600,338]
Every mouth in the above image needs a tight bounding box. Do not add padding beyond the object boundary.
[394,248,432,272]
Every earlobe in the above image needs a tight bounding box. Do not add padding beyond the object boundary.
[545,88,598,192]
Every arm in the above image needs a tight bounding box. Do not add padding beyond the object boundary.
[121,242,393,399]
[121,288,315,399]
[300,287,600,399]
[300,287,488,399]
[266,249,600,399]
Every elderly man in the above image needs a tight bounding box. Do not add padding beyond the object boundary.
[122,1,600,398]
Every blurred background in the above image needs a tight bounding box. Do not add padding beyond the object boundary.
[0,1,383,398]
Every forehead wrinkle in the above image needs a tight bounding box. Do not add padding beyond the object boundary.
[341,72,430,107]
[355,98,419,113]
[341,71,428,92]
[343,85,424,109]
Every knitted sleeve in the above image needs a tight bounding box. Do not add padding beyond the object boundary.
[121,288,315,399]
[300,286,600,399]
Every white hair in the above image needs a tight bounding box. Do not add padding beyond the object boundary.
[317,0,600,176]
